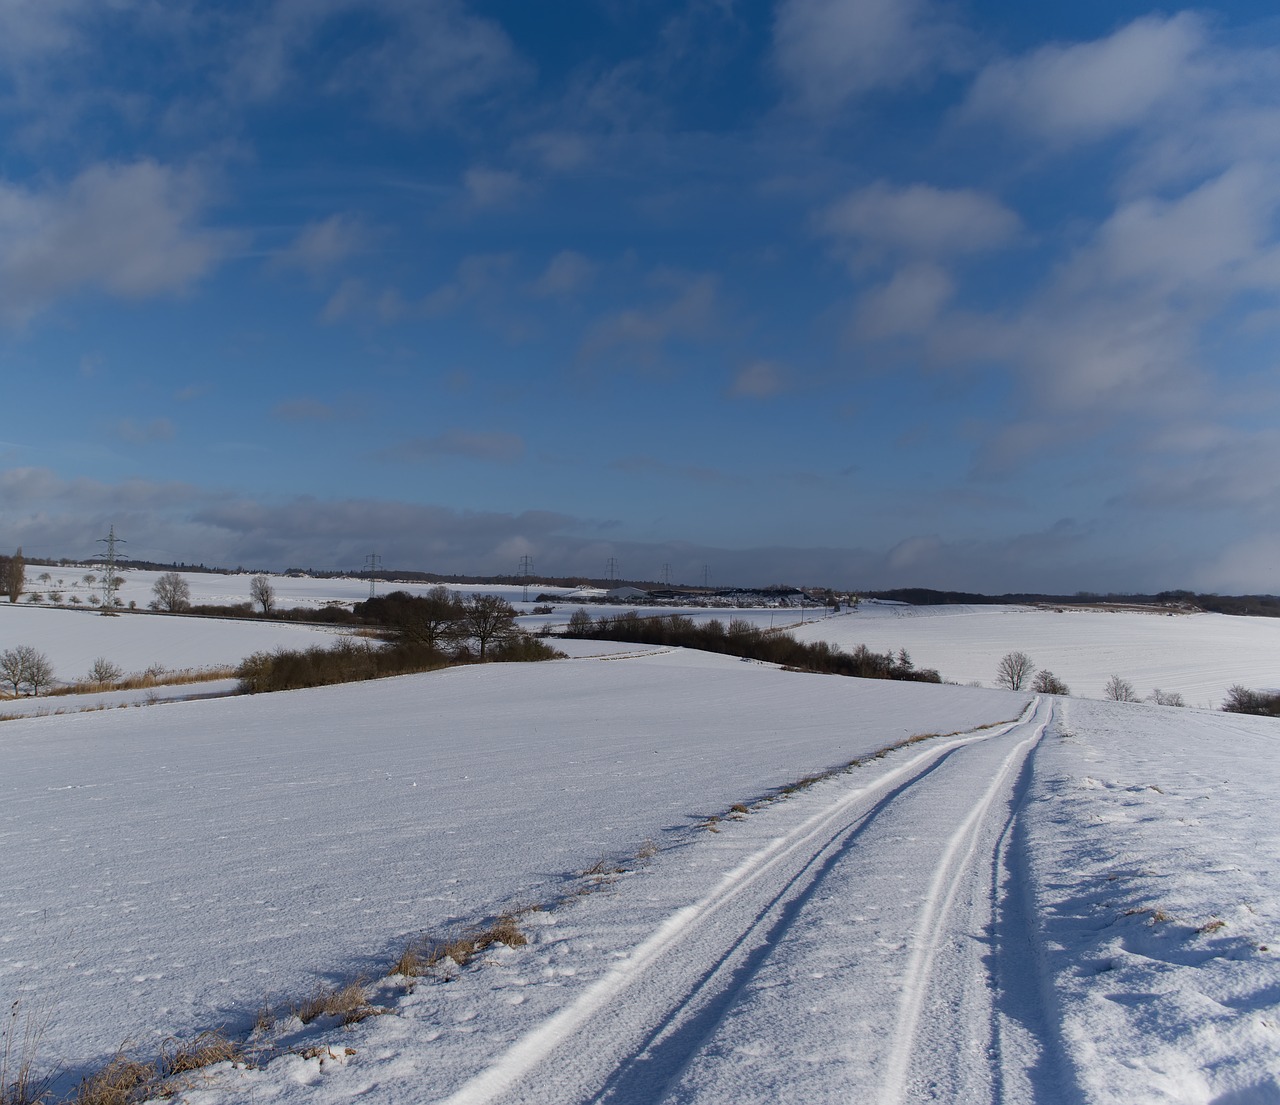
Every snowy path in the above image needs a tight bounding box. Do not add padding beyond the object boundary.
[437,699,1053,1105]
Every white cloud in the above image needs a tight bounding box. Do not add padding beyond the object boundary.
[273,214,370,277]
[422,253,516,317]
[379,430,525,464]
[773,0,970,111]
[116,418,176,445]
[228,0,527,124]
[1197,534,1280,593]
[272,399,338,422]
[823,182,1022,259]
[728,360,790,398]
[1061,165,1280,298]
[0,160,238,326]
[580,272,720,360]
[463,167,525,209]
[855,261,953,338]
[530,251,596,298]
[961,14,1206,144]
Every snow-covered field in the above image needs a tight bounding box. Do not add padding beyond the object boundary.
[2,650,1016,1095]
[794,602,1280,708]
[4,597,1280,1103]
[15,565,524,612]
[0,603,350,687]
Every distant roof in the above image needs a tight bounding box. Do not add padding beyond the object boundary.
[605,586,649,600]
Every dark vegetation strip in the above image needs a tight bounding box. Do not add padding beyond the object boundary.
[237,589,563,694]
[560,608,942,683]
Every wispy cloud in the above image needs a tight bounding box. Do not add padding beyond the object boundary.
[272,398,337,422]
[378,430,526,464]
[773,0,973,112]
[0,160,239,326]
[115,418,176,445]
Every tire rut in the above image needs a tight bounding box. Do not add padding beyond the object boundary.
[436,703,1044,1105]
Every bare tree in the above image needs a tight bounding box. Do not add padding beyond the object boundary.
[151,571,192,612]
[567,607,594,635]
[1103,674,1139,702]
[459,593,517,660]
[405,586,465,650]
[88,657,124,686]
[250,573,275,615]
[1,645,54,696]
[995,650,1034,690]
[1149,688,1185,707]
[1,547,24,603]
[1032,669,1069,695]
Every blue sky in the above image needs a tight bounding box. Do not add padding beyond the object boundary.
[3,0,1280,592]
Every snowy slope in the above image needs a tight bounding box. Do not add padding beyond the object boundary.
[0,649,1019,1093]
[793,604,1280,707]
[0,603,349,684]
[118,692,1280,1105]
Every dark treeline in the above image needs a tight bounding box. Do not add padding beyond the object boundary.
[872,588,1280,618]
[1222,686,1280,717]
[238,588,561,693]
[561,609,941,683]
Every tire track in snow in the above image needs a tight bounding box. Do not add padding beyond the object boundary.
[878,700,1049,1105]
[434,702,1043,1105]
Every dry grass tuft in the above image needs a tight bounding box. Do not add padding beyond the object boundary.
[75,1053,157,1105]
[581,858,625,878]
[48,667,238,698]
[1197,918,1227,935]
[390,915,528,981]
[159,1031,242,1077]
[1,1001,54,1105]
[292,980,383,1026]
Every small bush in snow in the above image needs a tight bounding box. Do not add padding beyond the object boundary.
[1032,670,1069,695]
[1222,685,1280,717]
[88,657,123,687]
[1103,674,1139,702]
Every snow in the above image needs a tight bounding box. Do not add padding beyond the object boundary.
[18,564,584,612]
[4,600,1280,1103]
[0,603,349,685]
[793,603,1280,706]
[0,649,1016,1096]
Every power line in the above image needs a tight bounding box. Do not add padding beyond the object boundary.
[365,552,381,599]
[605,557,619,583]
[97,525,125,614]
[519,555,533,602]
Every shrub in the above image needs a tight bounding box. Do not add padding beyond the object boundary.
[1032,670,1069,695]
[88,657,123,687]
[560,610,940,682]
[489,633,565,662]
[1222,685,1280,716]
[1103,674,1139,702]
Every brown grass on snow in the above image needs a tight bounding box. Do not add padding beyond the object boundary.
[390,915,528,980]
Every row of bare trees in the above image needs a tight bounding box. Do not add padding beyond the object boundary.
[995,651,1186,705]
[1,645,54,696]
[355,587,520,659]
